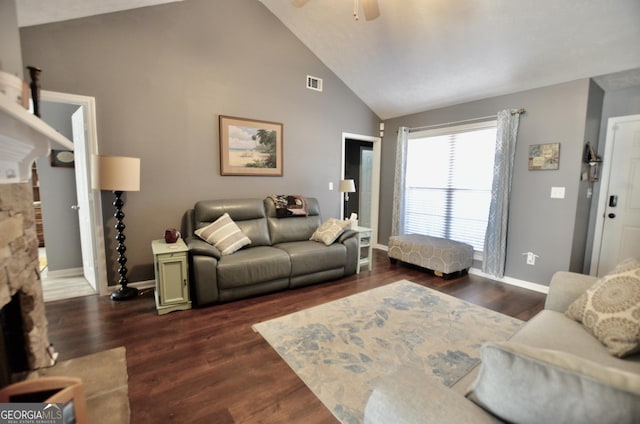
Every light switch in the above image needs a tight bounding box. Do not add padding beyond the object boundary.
[329,182,334,191]
[550,187,565,199]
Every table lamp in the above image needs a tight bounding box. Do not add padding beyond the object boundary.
[339,179,356,201]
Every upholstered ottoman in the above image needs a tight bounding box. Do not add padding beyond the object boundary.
[388,234,473,277]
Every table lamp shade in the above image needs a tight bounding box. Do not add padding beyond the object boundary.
[339,179,356,193]
[98,156,140,192]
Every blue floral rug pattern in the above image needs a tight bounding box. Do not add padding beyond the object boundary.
[253,280,522,423]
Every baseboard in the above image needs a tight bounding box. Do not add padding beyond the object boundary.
[375,244,549,294]
[105,279,155,296]
[468,268,549,294]
[45,267,83,278]
[129,279,156,290]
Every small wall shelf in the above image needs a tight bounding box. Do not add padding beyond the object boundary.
[584,142,602,182]
[588,160,602,182]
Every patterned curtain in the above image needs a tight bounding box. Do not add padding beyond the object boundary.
[391,127,409,236]
[483,110,521,277]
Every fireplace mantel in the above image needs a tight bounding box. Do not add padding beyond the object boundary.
[0,92,73,184]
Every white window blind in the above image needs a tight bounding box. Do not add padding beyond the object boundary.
[405,121,497,252]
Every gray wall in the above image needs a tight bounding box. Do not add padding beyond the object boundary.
[0,0,22,77]
[20,0,379,284]
[571,80,603,274]
[381,79,595,285]
[36,101,83,272]
[600,85,640,123]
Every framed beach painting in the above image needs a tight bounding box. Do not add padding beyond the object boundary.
[219,115,283,176]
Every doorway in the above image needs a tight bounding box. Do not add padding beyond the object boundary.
[342,132,381,248]
[343,139,373,225]
[37,100,90,301]
[590,114,640,276]
[38,91,108,299]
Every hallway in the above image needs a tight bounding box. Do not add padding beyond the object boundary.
[39,247,95,302]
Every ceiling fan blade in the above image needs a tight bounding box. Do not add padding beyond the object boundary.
[292,0,310,7]
[362,0,380,21]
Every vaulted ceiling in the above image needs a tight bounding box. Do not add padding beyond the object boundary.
[16,0,640,119]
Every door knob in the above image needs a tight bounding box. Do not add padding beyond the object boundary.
[71,205,80,210]
[608,213,616,219]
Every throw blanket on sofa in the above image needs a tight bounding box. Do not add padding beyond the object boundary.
[268,195,308,217]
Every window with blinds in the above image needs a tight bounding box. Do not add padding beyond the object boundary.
[405,121,497,252]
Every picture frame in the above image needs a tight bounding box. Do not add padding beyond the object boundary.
[50,150,75,168]
[528,143,560,170]
[219,115,283,176]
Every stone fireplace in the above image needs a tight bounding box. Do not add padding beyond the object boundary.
[0,182,55,385]
[1,0,63,389]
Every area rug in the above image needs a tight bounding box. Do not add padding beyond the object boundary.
[30,347,130,424]
[252,280,522,423]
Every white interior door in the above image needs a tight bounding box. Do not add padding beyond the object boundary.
[41,90,108,295]
[594,114,640,276]
[71,107,97,291]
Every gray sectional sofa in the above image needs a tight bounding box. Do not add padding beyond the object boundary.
[182,197,358,306]
[364,270,640,423]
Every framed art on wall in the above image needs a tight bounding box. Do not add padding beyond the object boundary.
[219,115,283,176]
[528,143,560,170]
[50,150,75,167]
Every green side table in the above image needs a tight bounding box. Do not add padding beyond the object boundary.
[151,239,191,315]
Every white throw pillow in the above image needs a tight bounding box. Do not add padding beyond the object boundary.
[310,218,349,246]
[195,212,251,255]
[565,258,640,357]
[466,342,640,424]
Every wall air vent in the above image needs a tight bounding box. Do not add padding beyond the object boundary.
[306,75,323,92]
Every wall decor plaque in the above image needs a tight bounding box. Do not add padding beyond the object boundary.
[528,143,560,170]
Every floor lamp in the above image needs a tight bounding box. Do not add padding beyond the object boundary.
[98,155,141,301]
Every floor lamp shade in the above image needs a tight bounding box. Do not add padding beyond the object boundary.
[98,156,140,191]
[97,155,141,301]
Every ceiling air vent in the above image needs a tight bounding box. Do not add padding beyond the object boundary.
[306,75,323,92]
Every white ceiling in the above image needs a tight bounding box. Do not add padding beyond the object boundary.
[15,0,184,27]
[16,0,640,119]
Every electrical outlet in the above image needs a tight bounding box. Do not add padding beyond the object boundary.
[526,252,536,265]
[329,182,334,190]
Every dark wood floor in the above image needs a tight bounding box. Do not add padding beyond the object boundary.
[44,249,546,423]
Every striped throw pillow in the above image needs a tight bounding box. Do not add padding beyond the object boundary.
[195,213,251,255]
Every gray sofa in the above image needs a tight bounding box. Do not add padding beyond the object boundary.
[182,197,358,306]
[364,271,640,423]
